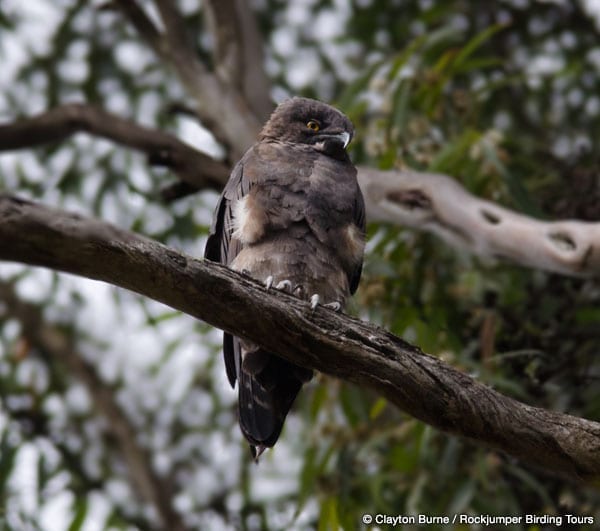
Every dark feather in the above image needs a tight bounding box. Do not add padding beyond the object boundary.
[350,189,366,294]
[238,352,310,448]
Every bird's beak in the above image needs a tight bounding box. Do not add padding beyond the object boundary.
[313,130,352,155]
[336,131,351,149]
[322,131,351,148]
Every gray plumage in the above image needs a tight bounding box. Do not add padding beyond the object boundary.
[205,97,365,458]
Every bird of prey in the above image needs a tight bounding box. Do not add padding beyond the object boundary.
[204,97,365,459]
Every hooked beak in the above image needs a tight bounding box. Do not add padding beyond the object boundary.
[319,131,351,149]
[337,131,351,148]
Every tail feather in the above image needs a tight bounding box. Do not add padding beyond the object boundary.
[237,350,312,455]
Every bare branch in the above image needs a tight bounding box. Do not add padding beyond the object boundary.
[233,0,273,121]
[0,281,186,531]
[113,0,260,158]
[154,0,201,68]
[204,0,244,89]
[109,0,164,58]
[204,0,272,121]
[358,167,600,277]
[0,194,598,482]
[0,104,229,190]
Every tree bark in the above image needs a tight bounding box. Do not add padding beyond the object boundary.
[0,194,598,482]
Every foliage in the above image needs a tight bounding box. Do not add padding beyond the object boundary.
[0,0,599,530]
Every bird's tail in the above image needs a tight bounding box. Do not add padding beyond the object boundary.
[238,350,312,460]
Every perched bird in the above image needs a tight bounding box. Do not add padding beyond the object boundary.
[204,97,365,459]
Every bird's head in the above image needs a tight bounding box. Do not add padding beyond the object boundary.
[259,97,354,159]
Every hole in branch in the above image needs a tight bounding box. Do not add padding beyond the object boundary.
[548,231,577,252]
[386,189,432,210]
[481,209,501,225]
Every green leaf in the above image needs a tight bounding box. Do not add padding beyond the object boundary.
[369,397,387,420]
[337,60,383,111]
[310,385,328,420]
[388,34,429,80]
[391,80,412,135]
[68,498,88,531]
[451,24,508,72]
[0,434,18,493]
[318,496,340,531]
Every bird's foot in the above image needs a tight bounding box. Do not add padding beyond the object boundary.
[240,268,251,277]
[310,294,320,310]
[275,279,293,293]
[293,284,305,298]
[264,275,274,290]
[310,294,342,312]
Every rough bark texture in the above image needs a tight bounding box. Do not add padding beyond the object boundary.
[1,194,598,483]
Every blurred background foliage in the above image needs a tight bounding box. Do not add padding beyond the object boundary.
[0,0,599,529]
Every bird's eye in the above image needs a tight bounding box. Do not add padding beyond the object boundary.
[306,120,320,131]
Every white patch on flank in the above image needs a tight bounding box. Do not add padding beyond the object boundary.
[232,196,265,244]
[344,224,365,262]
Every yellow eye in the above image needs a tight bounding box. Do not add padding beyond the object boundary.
[306,120,320,131]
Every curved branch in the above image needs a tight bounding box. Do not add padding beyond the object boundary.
[358,167,600,277]
[0,103,229,191]
[0,194,598,482]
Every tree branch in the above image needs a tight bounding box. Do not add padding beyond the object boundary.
[358,167,600,277]
[203,0,272,122]
[114,0,260,158]
[0,103,229,192]
[0,194,598,482]
[0,280,187,531]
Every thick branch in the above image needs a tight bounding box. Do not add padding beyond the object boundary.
[0,103,229,191]
[358,167,600,277]
[0,195,598,482]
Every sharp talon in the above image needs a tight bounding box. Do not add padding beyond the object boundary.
[324,301,342,312]
[264,276,274,290]
[275,280,293,293]
[310,294,320,310]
